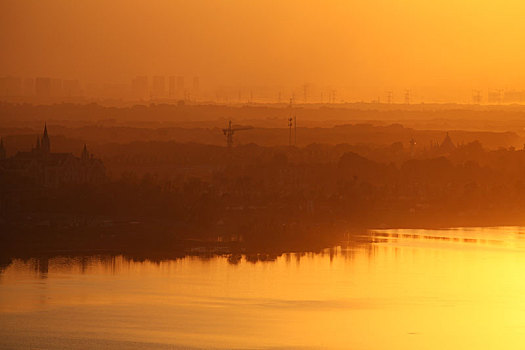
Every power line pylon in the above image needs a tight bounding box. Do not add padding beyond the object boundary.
[386,90,393,104]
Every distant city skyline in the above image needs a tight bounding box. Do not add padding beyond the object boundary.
[3,74,525,105]
[4,1,525,104]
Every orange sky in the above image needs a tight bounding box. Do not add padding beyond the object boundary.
[1,0,525,101]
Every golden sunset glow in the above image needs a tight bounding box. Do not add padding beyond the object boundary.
[2,1,525,349]
[3,0,525,101]
[3,228,525,349]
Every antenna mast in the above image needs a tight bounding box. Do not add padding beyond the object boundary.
[288,98,296,146]
[288,117,293,146]
[223,120,234,148]
[294,114,297,146]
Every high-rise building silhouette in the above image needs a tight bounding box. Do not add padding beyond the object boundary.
[151,76,166,98]
[63,80,81,97]
[50,79,63,97]
[23,78,34,96]
[35,77,52,97]
[193,77,200,100]
[168,76,176,98]
[177,76,185,99]
[131,76,149,100]
[0,76,22,97]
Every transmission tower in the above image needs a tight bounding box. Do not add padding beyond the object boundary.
[386,90,393,104]
[303,84,308,103]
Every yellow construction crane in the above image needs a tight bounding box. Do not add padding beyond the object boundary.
[222,120,253,148]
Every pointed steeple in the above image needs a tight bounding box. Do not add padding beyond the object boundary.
[41,123,50,154]
[440,131,455,153]
[81,144,90,161]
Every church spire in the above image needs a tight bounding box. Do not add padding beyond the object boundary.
[81,144,90,161]
[439,131,455,153]
[41,122,50,154]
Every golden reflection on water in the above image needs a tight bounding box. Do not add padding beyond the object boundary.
[2,227,525,349]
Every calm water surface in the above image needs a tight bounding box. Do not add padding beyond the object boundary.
[2,226,525,349]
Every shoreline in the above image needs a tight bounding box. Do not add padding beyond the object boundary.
[2,220,525,265]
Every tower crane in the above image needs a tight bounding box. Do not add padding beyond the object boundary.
[222,120,253,148]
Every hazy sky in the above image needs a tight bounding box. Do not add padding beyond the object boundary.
[2,0,525,101]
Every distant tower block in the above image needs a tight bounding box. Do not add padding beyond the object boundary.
[50,79,63,97]
[176,76,185,99]
[0,76,22,97]
[151,76,166,98]
[23,78,35,96]
[193,77,200,98]
[63,79,81,97]
[131,76,149,100]
[473,90,481,104]
[488,89,503,104]
[386,90,393,104]
[35,77,52,97]
[168,76,176,98]
[404,90,410,105]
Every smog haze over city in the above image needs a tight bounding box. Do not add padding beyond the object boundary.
[3,0,525,102]
[3,1,525,350]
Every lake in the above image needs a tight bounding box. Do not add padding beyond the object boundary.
[2,226,525,349]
